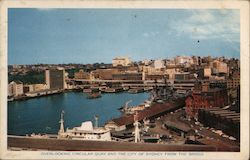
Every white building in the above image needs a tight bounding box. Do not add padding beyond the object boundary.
[154,59,165,69]
[8,81,23,97]
[175,56,194,65]
[165,68,178,80]
[112,57,131,67]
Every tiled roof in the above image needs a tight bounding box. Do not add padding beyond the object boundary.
[111,99,185,126]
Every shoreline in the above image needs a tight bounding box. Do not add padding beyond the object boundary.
[8,88,152,103]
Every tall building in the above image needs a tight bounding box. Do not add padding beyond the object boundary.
[45,68,65,90]
[112,57,131,67]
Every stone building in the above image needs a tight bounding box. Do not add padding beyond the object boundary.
[185,81,228,119]
[8,81,23,97]
[74,69,90,79]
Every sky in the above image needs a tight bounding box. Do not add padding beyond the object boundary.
[8,9,240,65]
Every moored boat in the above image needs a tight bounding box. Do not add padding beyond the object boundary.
[128,88,144,94]
[58,111,112,141]
[103,87,123,93]
[87,92,102,99]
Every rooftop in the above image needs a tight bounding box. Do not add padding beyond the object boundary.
[110,98,185,126]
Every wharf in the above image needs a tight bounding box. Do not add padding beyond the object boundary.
[109,98,185,127]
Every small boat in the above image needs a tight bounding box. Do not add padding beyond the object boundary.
[128,88,144,94]
[144,87,153,92]
[83,88,92,93]
[103,87,123,93]
[87,92,102,99]
[8,97,14,102]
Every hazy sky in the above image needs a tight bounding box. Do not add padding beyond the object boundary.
[8,9,240,65]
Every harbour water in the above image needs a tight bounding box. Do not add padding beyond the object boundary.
[8,91,150,135]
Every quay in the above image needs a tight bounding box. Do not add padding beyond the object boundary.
[107,98,185,130]
[10,89,63,101]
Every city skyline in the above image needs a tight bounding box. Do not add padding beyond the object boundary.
[8,9,240,65]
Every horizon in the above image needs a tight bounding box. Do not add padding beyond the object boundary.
[8,9,240,65]
[8,54,239,66]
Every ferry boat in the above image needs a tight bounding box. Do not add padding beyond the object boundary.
[60,121,111,141]
[58,111,111,141]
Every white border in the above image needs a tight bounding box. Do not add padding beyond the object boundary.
[0,0,249,160]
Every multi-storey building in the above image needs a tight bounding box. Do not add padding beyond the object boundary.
[227,71,240,89]
[212,60,228,74]
[8,81,24,97]
[185,81,228,119]
[175,56,194,66]
[45,68,65,90]
[165,68,178,80]
[112,57,131,67]
[174,72,194,80]
[23,84,48,93]
[112,72,142,81]
[92,69,119,80]
[154,59,165,69]
[74,69,90,79]
[198,67,211,79]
